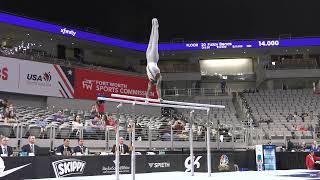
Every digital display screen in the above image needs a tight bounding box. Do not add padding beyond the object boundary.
[1,13,320,52]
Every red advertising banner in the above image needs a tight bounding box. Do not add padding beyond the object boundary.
[74,68,157,100]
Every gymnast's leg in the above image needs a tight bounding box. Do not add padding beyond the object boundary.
[146,18,159,64]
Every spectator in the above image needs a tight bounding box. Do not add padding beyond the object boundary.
[311,141,319,152]
[306,150,320,170]
[287,138,294,152]
[35,114,48,132]
[21,136,40,156]
[34,114,48,138]
[112,137,129,155]
[53,110,65,122]
[220,79,227,93]
[105,113,116,127]
[85,116,105,139]
[71,115,83,138]
[172,119,185,134]
[0,99,8,114]
[73,139,89,155]
[96,100,105,116]
[90,104,98,118]
[0,136,13,157]
[3,104,16,123]
[55,138,72,156]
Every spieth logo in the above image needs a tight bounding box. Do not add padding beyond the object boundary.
[27,72,52,82]
[61,28,77,37]
[148,162,170,168]
[52,159,86,178]
[184,156,202,172]
[82,79,93,90]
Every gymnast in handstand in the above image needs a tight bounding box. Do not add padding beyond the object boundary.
[146,18,162,101]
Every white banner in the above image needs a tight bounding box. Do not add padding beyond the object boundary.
[0,56,74,98]
[0,57,19,93]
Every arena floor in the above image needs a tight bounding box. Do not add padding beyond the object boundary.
[32,170,320,180]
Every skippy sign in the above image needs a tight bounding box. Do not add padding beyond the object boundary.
[52,159,86,178]
[184,156,202,172]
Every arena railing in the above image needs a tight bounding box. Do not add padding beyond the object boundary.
[1,121,249,150]
[163,88,234,97]
[2,121,316,152]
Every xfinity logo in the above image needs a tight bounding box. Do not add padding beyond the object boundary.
[148,162,170,168]
[184,156,202,172]
[52,159,86,178]
[60,28,77,37]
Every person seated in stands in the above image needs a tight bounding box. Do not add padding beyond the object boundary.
[311,141,319,152]
[306,150,320,170]
[172,118,185,134]
[90,104,98,118]
[105,113,116,127]
[71,115,83,138]
[34,114,48,138]
[94,100,105,117]
[55,138,72,156]
[0,99,8,114]
[73,138,89,155]
[0,136,13,157]
[21,136,40,156]
[111,137,129,155]
[53,110,65,122]
[287,138,294,152]
[172,119,188,140]
[3,104,17,123]
[85,116,105,139]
